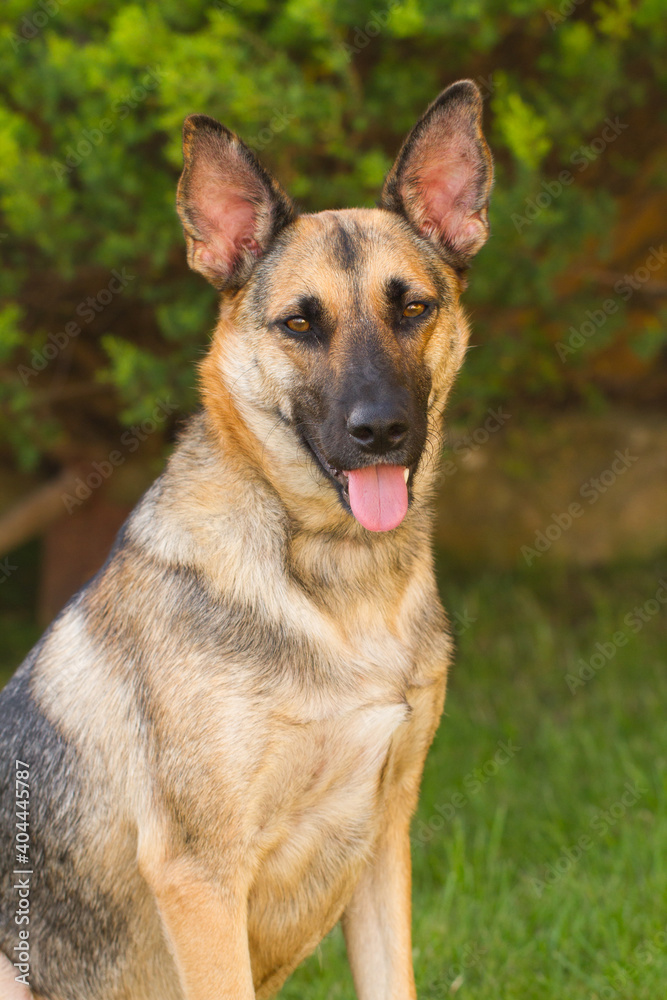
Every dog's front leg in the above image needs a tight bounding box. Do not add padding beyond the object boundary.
[142,854,255,1000]
[342,679,446,1000]
[342,812,417,1000]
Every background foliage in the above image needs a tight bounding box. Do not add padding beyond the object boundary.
[0,0,665,475]
[0,9,665,996]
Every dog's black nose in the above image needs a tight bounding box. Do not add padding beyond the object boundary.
[346,402,409,453]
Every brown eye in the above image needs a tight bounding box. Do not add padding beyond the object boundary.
[403,302,426,318]
[285,316,310,333]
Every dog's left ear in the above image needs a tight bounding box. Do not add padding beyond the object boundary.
[381,80,493,267]
[177,114,296,290]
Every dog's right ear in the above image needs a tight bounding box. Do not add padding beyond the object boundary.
[176,115,296,290]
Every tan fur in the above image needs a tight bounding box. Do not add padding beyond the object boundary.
[127,208,455,996]
[3,82,492,1000]
[0,954,33,1000]
[29,210,457,998]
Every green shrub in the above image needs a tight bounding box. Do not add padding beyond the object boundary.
[0,0,664,471]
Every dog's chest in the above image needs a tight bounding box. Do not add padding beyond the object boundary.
[252,696,411,844]
[238,612,432,883]
[244,694,413,972]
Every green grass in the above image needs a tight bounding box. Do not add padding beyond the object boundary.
[282,555,667,999]
[2,553,665,998]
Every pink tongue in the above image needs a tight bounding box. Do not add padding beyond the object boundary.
[345,465,408,532]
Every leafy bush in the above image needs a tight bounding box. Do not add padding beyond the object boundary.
[0,0,665,472]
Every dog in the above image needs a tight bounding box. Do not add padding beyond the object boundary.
[0,79,492,999]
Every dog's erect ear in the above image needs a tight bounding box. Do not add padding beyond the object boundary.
[381,81,493,267]
[176,115,296,290]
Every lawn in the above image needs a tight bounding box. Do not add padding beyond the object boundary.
[2,551,665,998]
[283,555,667,999]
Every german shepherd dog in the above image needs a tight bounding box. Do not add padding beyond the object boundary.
[0,80,492,999]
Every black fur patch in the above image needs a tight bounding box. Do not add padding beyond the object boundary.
[329,220,360,272]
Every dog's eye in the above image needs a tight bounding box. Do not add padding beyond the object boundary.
[403,302,426,317]
[285,316,310,334]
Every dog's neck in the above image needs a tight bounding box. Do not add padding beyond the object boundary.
[132,428,437,638]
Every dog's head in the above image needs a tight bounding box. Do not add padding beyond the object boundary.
[177,82,492,535]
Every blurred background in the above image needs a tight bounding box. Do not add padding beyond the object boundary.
[0,1,665,996]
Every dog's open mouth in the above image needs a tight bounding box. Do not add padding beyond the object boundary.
[302,436,410,532]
